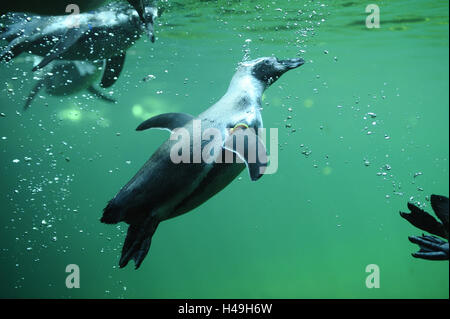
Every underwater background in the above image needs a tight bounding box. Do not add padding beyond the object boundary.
[0,0,448,298]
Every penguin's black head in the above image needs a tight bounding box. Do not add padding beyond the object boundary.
[248,57,305,86]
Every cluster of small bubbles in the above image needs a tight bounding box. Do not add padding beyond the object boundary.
[300,144,312,157]
[242,38,252,61]
[413,172,423,178]
[142,74,155,82]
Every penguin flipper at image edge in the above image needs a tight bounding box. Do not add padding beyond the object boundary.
[32,26,89,71]
[430,195,449,236]
[100,53,126,88]
[136,112,195,131]
[399,202,447,238]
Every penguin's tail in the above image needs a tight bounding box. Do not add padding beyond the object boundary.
[1,12,38,61]
[119,220,159,269]
[101,198,159,269]
[1,12,35,40]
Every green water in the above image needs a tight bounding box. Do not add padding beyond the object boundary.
[0,0,448,299]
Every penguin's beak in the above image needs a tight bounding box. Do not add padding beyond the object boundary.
[127,0,156,43]
[145,21,155,43]
[279,58,305,70]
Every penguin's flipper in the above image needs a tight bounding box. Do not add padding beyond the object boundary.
[24,79,45,110]
[409,235,449,260]
[136,113,194,132]
[100,53,126,88]
[400,202,447,238]
[119,219,160,269]
[32,27,87,71]
[430,195,449,233]
[224,127,268,181]
[86,86,116,104]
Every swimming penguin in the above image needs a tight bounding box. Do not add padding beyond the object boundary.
[0,1,159,87]
[101,56,305,269]
[0,0,151,22]
[24,59,116,110]
[400,195,449,260]
[0,1,159,42]
[0,1,106,15]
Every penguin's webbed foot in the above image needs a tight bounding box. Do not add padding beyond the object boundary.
[409,234,449,261]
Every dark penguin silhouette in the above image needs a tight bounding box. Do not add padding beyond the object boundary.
[101,57,305,269]
[0,1,159,87]
[24,60,116,110]
[0,1,106,14]
[0,1,158,42]
[400,195,449,260]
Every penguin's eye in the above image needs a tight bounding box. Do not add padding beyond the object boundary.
[264,60,271,65]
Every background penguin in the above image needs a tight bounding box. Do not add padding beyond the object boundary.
[400,194,449,260]
[0,1,159,42]
[0,1,106,14]
[0,1,160,87]
[24,59,116,110]
[101,56,305,269]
